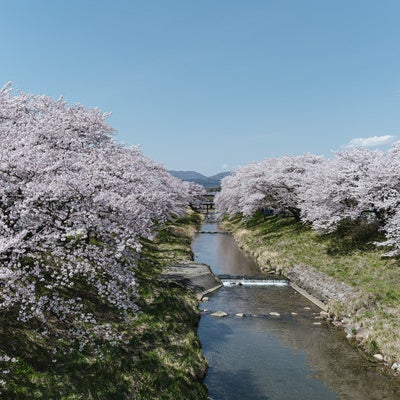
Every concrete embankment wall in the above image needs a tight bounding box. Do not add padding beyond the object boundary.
[161,261,222,300]
[284,263,359,312]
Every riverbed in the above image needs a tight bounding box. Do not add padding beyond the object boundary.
[194,222,400,400]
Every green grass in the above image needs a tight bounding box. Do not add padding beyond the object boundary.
[222,212,400,364]
[0,210,207,399]
[223,212,400,295]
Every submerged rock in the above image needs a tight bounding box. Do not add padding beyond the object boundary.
[211,311,228,318]
[269,312,280,317]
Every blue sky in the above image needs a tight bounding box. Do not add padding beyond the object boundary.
[2,0,400,175]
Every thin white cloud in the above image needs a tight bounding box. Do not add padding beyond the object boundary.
[344,135,397,148]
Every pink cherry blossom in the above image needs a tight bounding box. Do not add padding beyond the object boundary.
[0,83,204,351]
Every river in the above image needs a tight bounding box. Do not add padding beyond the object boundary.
[194,222,400,400]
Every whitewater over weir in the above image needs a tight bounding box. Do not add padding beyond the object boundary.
[219,276,288,287]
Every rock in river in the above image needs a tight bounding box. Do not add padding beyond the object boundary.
[269,312,280,317]
[211,311,228,318]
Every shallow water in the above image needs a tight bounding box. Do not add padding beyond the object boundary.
[194,222,400,400]
[194,222,260,276]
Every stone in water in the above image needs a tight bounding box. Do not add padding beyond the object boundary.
[211,311,228,318]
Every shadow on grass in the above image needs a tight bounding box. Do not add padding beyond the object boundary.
[320,218,385,256]
[234,212,387,258]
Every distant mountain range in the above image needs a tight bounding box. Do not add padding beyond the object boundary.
[169,170,231,188]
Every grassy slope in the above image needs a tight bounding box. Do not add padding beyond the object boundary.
[222,212,400,367]
[0,211,208,399]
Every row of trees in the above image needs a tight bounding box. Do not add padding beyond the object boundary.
[0,83,203,348]
[215,147,400,256]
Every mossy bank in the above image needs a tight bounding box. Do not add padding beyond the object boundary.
[0,210,208,399]
[222,212,400,374]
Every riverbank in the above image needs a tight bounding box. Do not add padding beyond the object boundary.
[160,262,222,300]
[221,212,400,374]
[0,210,208,399]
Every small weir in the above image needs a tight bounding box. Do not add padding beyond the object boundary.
[218,275,288,287]
[194,221,400,400]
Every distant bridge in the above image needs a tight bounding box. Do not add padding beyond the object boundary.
[201,192,216,212]
[202,200,214,212]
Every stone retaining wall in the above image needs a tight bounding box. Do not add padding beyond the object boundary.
[284,263,360,311]
[160,261,222,300]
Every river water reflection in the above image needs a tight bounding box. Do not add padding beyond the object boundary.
[194,222,400,400]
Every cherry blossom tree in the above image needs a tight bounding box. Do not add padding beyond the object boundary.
[0,83,202,351]
[364,142,400,255]
[299,149,384,232]
[216,140,400,258]
[216,154,322,220]
[298,144,400,255]
[215,164,258,216]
